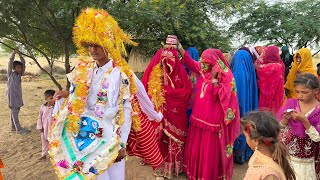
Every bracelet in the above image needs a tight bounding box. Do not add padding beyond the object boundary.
[120,142,126,150]
[212,79,218,83]
[279,122,287,127]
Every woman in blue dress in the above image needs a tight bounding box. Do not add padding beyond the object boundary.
[230,50,259,164]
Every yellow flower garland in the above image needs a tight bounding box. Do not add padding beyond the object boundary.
[147,63,166,111]
[131,96,142,132]
[65,60,94,133]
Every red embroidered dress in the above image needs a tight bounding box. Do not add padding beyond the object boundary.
[142,49,192,178]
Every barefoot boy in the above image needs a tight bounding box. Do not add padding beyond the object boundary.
[6,51,28,134]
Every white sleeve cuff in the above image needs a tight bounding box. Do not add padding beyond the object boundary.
[305,126,320,142]
[156,112,163,121]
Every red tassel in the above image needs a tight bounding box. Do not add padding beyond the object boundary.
[263,140,273,146]
[247,123,251,135]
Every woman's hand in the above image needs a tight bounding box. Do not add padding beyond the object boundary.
[292,109,312,130]
[211,66,219,87]
[291,109,306,121]
[283,111,292,121]
[54,90,69,101]
[280,111,291,127]
[175,38,186,57]
[211,66,218,79]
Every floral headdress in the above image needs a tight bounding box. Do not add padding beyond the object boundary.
[66,8,141,132]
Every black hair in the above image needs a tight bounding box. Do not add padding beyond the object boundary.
[13,61,23,69]
[294,73,319,90]
[44,89,55,98]
[241,112,296,180]
[317,63,320,67]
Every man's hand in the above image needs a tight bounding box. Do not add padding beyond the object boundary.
[54,90,69,101]
[115,148,126,162]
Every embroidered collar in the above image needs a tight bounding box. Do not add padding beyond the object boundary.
[93,60,113,72]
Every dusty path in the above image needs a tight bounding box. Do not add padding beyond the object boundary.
[0,79,246,180]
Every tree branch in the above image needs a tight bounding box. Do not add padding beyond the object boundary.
[274,38,282,45]
[0,41,33,59]
[28,0,64,40]
[312,49,320,57]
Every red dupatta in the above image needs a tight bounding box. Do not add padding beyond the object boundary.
[142,48,192,143]
[255,46,285,114]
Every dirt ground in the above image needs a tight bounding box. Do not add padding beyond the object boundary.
[0,78,247,180]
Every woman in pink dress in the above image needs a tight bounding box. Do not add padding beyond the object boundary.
[179,47,240,180]
[255,45,285,114]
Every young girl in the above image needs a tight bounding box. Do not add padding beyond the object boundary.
[37,89,55,159]
[242,112,296,180]
[277,73,320,179]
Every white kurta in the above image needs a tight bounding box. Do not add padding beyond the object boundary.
[91,61,130,180]
[53,60,163,180]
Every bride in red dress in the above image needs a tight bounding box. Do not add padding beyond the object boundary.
[142,47,192,179]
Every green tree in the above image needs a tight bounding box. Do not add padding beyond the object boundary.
[104,0,235,54]
[0,0,247,90]
[230,0,320,55]
[0,0,101,89]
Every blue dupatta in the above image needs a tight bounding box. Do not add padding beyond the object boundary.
[230,50,259,164]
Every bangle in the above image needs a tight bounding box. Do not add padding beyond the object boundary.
[120,142,126,150]
[212,79,218,83]
[279,122,287,127]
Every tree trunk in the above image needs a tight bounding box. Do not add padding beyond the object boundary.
[64,41,71,90]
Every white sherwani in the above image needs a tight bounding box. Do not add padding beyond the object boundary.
[54,60,162,180]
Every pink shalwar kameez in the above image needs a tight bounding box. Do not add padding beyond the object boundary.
[37,104,54,156]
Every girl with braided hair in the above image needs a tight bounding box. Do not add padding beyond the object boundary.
[277,73,320,180]
[242,112,296,180]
